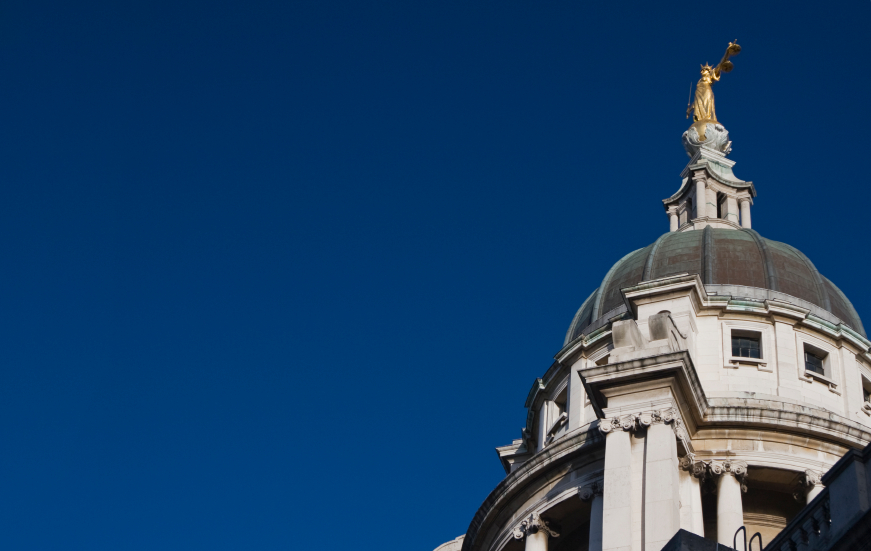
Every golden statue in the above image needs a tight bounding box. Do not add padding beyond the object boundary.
[686,41,741,139]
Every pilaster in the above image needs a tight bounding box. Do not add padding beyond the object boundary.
[580,481,605,551]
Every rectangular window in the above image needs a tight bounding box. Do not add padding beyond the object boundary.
[732,335,761,359]
[805,351,825,376]
[801,342,832,381]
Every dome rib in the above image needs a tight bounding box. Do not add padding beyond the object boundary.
[787,245,832,312]
[743,229,778,291]
[702,226,714,285]
[591,248,642,320]
[642,233,669,280]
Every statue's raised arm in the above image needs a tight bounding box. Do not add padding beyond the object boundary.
[713,41,742,79]
[687,40,741,124]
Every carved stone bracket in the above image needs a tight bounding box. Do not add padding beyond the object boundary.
[578,480,604,501]
[512,512,560,540]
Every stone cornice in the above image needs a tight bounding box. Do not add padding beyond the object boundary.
[461,424,604,551]
[619,275,871,351]
[555,323,615,366]
[580,350,707,435]
[704,399,871,448]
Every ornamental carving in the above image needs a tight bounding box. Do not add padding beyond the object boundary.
[709,459,748,477]
[793,469,823,502]
[679,454,708,479]
[578,480,604,501]
[799,469,822,488]
[598,408,683,435]
[709,460,749,492]
[512,512,559,540]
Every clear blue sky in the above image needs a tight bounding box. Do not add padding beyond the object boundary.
[0,1,868,550]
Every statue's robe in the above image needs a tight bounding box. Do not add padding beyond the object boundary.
[693,79,717,122]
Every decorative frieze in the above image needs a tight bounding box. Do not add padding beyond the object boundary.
[512,512,559,540]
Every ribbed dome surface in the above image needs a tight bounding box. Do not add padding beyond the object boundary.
[565,228,865,343]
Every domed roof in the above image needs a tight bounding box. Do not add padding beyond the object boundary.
[565,227,865,344]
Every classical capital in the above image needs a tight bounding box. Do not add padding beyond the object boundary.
[600,409,683,435]
[709,460,748,491]
[598,416,635,434]
[799,469,822,488]
[793,469,823,501]
[512,512,560,540]
[578,480,604,501]
[709,459,747,477]
[679,454,707,479]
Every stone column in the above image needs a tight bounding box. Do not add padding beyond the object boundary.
[512,512,559,551]
[724,197,740,225]
[678,457,705,537]
[794,470,824,504]
[706,187,718,219]
[739,199,752,228]
[640,411,682,551]
[668,209,678,232]
[579,481,604,551]
[600,417,634,551]
[710,460,747,546]
[694,178,707,219]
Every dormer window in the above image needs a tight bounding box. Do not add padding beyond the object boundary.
[732,334,760,359]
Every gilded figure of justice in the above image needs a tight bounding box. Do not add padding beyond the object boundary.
[682,41,741,157]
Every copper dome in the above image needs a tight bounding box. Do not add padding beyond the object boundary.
[565,227,865,344]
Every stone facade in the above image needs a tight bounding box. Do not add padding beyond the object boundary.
[433,144,871,551]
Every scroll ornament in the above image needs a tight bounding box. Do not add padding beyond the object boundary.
[512,512,560,540]
[598,408,682,435]
[578,480,604,501]
[709,460,749,492]
[793,469,823,502]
